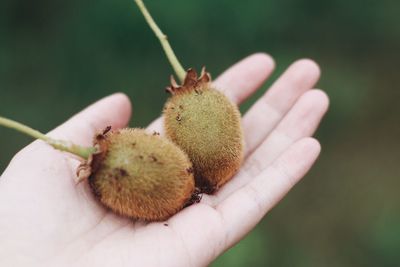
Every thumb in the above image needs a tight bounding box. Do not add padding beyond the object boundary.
[48,93,132,147]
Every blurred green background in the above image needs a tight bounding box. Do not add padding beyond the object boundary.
[0,0,399,266]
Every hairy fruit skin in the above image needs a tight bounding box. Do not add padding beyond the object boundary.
[164,69,244,193]
[84,128,195,221]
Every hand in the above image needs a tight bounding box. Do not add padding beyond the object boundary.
[0,53,328,267]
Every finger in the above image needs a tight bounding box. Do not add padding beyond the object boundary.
[243,90,329,176]
[146,53,275,133]
[49,93,132,146]
[243,59,321,156]
[217,137,321,249]
[214,89,328,203]
[243,89,328,177]
[213,53,275,104]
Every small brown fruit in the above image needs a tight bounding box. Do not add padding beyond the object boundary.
[0,116,197,222]
[132,0,244,193]
[163,68,244,193]
[82,128,195,221]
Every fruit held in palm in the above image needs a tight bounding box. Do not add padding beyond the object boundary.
[134,0,245,193]
[82,128,195,221]
[0,116,196,222]
[164,69,244,193]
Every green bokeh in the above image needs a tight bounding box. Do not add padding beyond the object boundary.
[1,0,399,266]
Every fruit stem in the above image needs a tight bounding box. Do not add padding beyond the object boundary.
[134,0,186,83]
[0,116,97,159]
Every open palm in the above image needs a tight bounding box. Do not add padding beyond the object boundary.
[0,53,328,267]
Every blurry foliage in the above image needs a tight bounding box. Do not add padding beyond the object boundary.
[0,0,399,266]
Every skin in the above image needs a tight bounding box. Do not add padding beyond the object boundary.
[0,53,329,267]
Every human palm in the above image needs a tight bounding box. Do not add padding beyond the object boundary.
[0,54,328,267]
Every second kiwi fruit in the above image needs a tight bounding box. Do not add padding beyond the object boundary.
[134,0,244,193]
[163,69,243,193]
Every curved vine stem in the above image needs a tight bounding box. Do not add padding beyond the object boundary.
[0,116,97,160]
[134,0,186,83]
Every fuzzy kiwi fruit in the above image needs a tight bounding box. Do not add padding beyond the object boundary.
[82,127,195,221]
[163,69,243,193]
[134,0,244,193]
[0,117,195,221]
